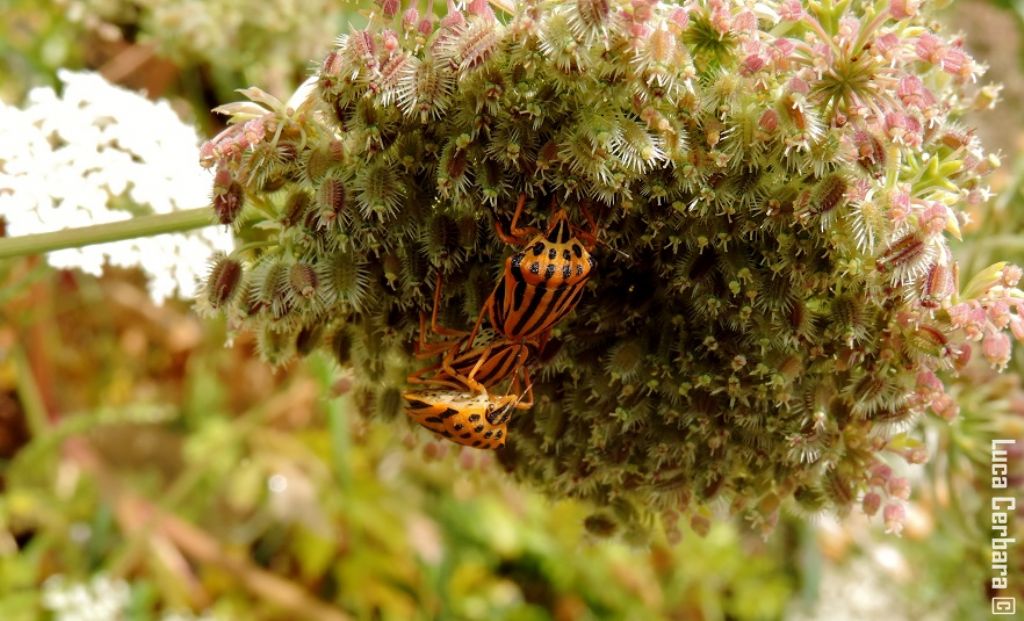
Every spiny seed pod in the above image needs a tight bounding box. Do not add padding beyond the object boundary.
[316,176,348,226]
[444,18,501,72]
[323,252,371,311]
[456,216,479,248]
[605,340,645,382]
[422,212,462,261]
[289,262,319,300]
[809,174,847,222]
[823,469,856,510]
[258,260,292,319]
[439,142,472,197]
[306,140,344,184]
[574,0,611,34]
[853,129,886,176]
[213,170,245,225]
[257,325,295,366]
[877,231,932,284]
[281,190,312,227]
[397,56,454,121]
[295,323,325,356]
[205,255,243,309]
[919,262,952,308]
[376,387,404,420]
[331,328,353,366]
[583,513,619,538]
[356,161,405,220]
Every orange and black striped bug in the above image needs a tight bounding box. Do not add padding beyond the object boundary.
[409,271,538,392]
[402,385,526,449]
[402,363,534,449]
[402,272,536,449]
[468,193,599,348]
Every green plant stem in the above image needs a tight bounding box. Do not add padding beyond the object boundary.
[0,208,214,260]
[12,343,50,436]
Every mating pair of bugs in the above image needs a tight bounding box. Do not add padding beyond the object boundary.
[402,194,598,449]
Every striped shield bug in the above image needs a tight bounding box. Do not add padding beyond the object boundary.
[469,193,599,347]
[402,383,530,449]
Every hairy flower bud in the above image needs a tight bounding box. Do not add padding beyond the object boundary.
[206,255,243,308]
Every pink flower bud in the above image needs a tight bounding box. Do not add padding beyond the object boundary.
[862,492,882,516]
[242,117,266,147]
[382,30,399,53]
[779,0,805,21]
[741,54,766,76]
[940,47,971,78]
[788,77,810,94]
[733,10,757,32]
[982,331,1012,369]
[915,369,942,396]
[905,446,929,464]
[870,463,893,487]
[378,0,400,18]
[469,0,494,19]
[423,440,448,461]
[632,0,654,22]
[890,0,919,20]
[887,477,911,500]
[915,33,943,64]
[669,8,689,29]
[1002,265,1023,287]
[883,502,906,535]
[838,16,859,40]
[759,109,779,132]
[1009,315,1024,343]
[441,6,465,30]
[875,33,900,56]
[403,8,420,30]
[931,393,959,421]
[989,301,1012,329]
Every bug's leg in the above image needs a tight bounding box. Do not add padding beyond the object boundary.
[511,367,534,409]
[574,199,601,251]
[495,193,541,246]
[429,269,469,338]
[406,369,468,392]
[406,363,444,386]
[460,342,499,386]
[415,311,456,358]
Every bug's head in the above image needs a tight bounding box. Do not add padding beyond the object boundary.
[485,400,514,426]
[545,209,573,244]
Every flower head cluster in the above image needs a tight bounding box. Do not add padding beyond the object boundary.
[199,0,1021,535]
[42,574,130,621]
[0,70,233,302]
[41,573,220,621]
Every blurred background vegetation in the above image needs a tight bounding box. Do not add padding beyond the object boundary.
[1,0,1022,619]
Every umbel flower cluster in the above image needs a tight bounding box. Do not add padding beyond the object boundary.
[199,0,1023,536]
[0,70,232,303]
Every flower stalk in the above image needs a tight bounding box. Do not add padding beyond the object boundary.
[0,208,214,260]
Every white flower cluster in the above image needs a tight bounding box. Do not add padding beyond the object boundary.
[41,573,220,621]
[0,70,232,302]
[41,574,130,621]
